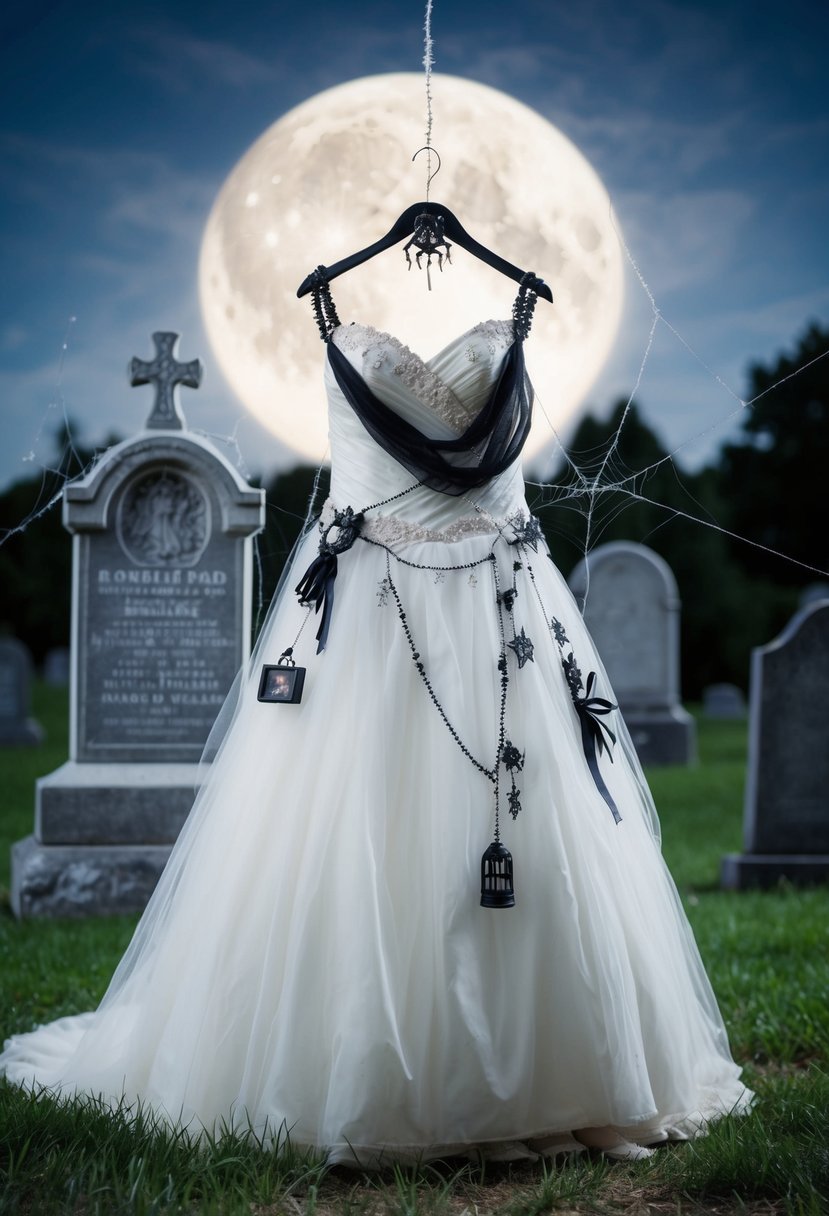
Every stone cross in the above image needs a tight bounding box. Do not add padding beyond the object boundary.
[129,332,203,430]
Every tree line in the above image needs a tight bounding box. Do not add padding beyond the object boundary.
[2,322,827,700]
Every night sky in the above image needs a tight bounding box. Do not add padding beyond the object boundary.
[1,0,827,494]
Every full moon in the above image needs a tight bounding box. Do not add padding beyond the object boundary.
[199,73,623,464]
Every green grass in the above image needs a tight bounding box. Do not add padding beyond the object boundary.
[1,690,828,1214]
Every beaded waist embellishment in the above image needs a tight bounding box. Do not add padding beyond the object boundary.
[319,498,502,549]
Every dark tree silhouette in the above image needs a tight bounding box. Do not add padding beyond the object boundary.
[0,422,110,664]
[719,321,829,585]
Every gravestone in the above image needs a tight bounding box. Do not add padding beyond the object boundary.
[569,541,696,765]
[800,582,829,609]
[702,683,746,719]
[11,332,265,917]
[43,647,70,686]
[0,638,44,746]
[722,602,829,888]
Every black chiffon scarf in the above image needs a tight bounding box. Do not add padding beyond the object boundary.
[311,270,540,498]
[326,336,532,497]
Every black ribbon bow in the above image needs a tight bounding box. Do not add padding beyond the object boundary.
[573,670,621,824]
[295,507,363,653]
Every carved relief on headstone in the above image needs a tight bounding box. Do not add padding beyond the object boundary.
[568,541,696,765]
[722,602,829,888]
[0,638,44,746]
[11,334,265,917]
[117,470,209,566]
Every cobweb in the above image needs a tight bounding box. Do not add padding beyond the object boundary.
[522,215,829,612]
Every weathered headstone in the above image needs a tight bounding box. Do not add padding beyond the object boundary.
[11,333,264,917]
[0,638,44,746]
[702,683,746,719]
[722,602,829,888]
[43,647,70,686]
[569,541,696,765]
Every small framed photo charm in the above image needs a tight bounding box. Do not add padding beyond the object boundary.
[258,661,306,705]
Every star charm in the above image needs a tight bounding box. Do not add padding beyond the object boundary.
[509,513,544,552]
[508,628,535,668]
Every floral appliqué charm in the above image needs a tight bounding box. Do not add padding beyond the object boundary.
[501,739,525,820]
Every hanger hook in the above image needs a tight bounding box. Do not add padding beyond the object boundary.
[412,146,441,197]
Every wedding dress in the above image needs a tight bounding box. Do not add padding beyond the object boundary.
[0,274,751,1166]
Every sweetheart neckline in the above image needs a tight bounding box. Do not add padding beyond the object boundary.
[332,318,515,370]
[330,319,517,433]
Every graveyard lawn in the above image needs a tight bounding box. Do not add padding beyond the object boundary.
[0,688,827,1216]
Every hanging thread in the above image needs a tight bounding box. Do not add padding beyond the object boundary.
[423,0,434,201]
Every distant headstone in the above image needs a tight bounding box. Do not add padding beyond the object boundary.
[722,602,829,888]
[0,638,44,746]
[43,647,70,687]
[800,582,829,609]
[702,683,746,719]
[569,541,696,765]
[11,333,264,917]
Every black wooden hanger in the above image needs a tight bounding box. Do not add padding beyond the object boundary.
[296,150,553,303]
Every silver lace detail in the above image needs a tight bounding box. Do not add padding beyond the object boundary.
[468,319,514,357]
[319,499,502,550]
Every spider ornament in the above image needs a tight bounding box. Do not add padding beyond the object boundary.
[404,213,452,289]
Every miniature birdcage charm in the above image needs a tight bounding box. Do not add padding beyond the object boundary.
[257,649,306,705]
[480,839,515,908]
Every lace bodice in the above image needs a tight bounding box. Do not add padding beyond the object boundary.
[306,269,539,545]
[323,320,529,544]
[330,319,515,438]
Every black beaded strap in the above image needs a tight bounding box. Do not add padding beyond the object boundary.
[512,272,541,342]
[308,266,341,342]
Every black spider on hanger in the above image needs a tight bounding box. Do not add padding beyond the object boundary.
[404,212,453,273]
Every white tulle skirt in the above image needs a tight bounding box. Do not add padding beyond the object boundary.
[0,523,751,1165]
